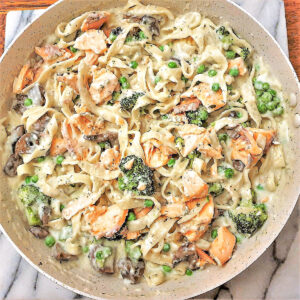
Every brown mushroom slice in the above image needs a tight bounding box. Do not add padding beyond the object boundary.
[10,125,26,151]
[54,243,77,262]
[232,159,245,172]
[29,226,49,239]
[3,154,23,177]
[38,205,52,225]
[31,114,50,133]
[140,15,160,36]
[15,133,39,155]
[13,94,28,114]
[173,243,199,270]
[83,131,119,147]
[89,245,115,274]
[117,257,145,284]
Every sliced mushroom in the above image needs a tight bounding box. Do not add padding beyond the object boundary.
[13,94,28,114]
[29,226,49,239]
[232,159,245,172]
[173,243,199,270]
[83,132,119,147]
[3,154,23,176]
[15,133,39,155]
[10,125,26,152]
[227,126,241,139]
[141,15,160,36]
[38,205,52,225]
[32,114,50,133]
[89,244,115,274]
[117,257,145,284]
[54,243,77,262]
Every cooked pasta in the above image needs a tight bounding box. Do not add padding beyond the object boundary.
[1,0,290,286]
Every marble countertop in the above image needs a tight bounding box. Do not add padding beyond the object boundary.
[1,0,299,299]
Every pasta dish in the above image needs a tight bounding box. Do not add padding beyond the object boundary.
[1,0,289,286]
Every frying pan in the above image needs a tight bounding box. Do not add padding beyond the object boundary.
[0,0,299,299]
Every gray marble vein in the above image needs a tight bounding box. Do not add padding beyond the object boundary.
[1,1,298,299]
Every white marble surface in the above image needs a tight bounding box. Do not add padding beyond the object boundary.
[1,1,299,299]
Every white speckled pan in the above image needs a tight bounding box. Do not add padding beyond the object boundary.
[0,0,299,299]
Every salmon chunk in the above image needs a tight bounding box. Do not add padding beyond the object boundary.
[173,98,201,114]
[143,139,176,169]
[181,82,225,112]
[161,203,187,218]
[50,137,67,156]
[209,226,236,265]
[74,30,108,55]
[89,68,120,104]
[227,57,247,76]
[35,45,73,63]
[86,204,128,239]
[178,124,223,159]
[13,64,34,93]
[57,73,79,93]
[81,11,110,32]
[100,147,121,170]
[181,170,209,201]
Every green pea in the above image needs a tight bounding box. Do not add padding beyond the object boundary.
[225,51,236,59]
[70,46,78,53]
[161,114,168,120]
[56,155,65,165]
[273,106,284,116]
[261,92,273,103]
[163,243,171,252]
[31,175,39,183]
[257,101,267,114]
[45,236,55,247]
[208,69,217,77]
[119,76,127,84]
[128,211,136,221]
[218,133,228,142]
[168,61,178,68]
[155,76,161,84]
[197,64,206,74]
[144,200,154,207]
[162,265,172,273]
[159,45,164,52]
[212,83,220,92]
[130,61,138,69]
[24,98,33,107]
[25,176,31,184]
[263,82,270,90]
[185,269,193,276]
[122,82,130,89]
[224,168,234,179]
[82,246,89,253]
[211,229,218,239]
[268,89,277,96]
[266,101,276,111]
[37,156,45,163]
[229,67,239,77]
[254,81,264,91]
[236,112,242,118]
[167,158,176,167]
[256,184,264,190]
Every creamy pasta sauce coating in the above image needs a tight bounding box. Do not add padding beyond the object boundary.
[1,0,289,286]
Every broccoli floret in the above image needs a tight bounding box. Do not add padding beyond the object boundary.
[18,184,51,206]
[175,137,184,150]
[186,108,208,127]
[99,141,111,151]
[118,155,155,196]
[229,200,268,235]
[240,47,250,60]
[216,26,230,37]
[209,183,224,196]
[120,92,144,111]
